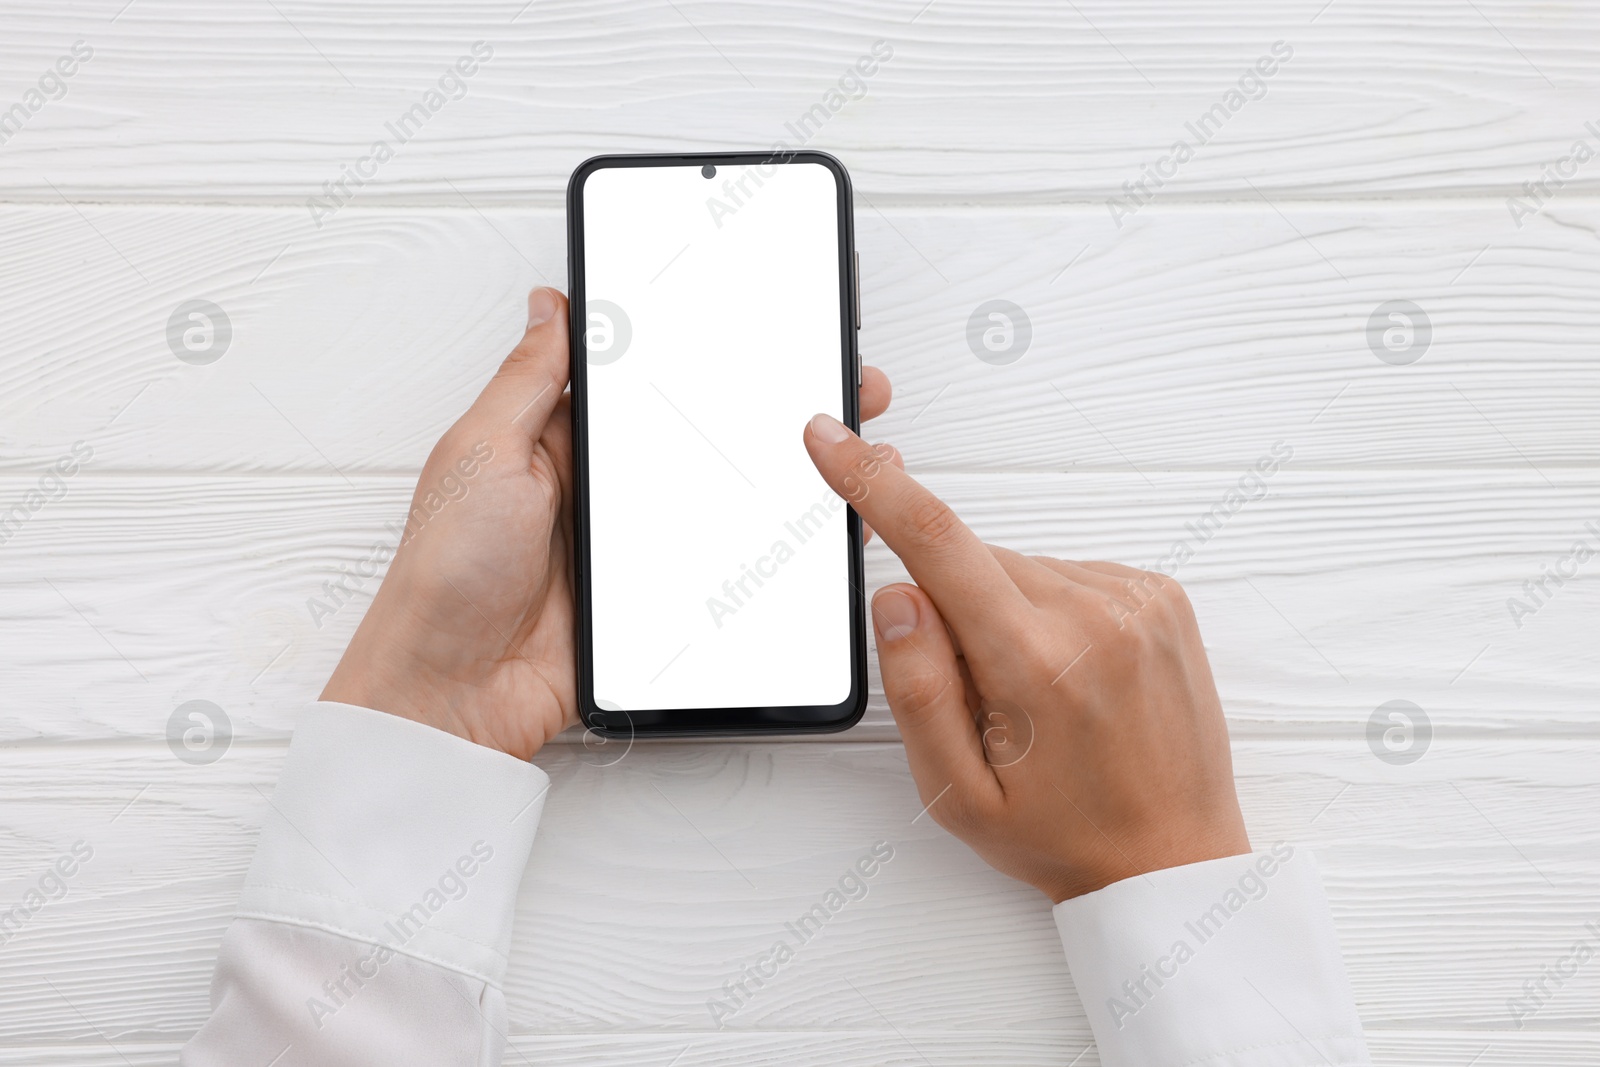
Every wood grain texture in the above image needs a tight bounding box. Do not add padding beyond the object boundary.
[0,1,1595,203]
[2,0,1595,1056]
[2,471,1595,740]
[2,740,1596,1045]
[3,202,1598,476]
[4,1032,1600,1067]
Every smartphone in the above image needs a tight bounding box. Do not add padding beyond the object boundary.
[567,151,866,737]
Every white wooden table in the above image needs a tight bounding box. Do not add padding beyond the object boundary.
[2,3,1597,1063]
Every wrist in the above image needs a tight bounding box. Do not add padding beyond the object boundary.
[320,584,572,763]
[319,614,564,763]
[321,661,477,746]
[321,609,521,755]
[1046,823,1252,903]
[323,584,460,723]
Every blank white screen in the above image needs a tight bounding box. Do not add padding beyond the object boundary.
[581,161,852,712]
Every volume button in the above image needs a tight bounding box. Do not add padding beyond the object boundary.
[854,251,861,331]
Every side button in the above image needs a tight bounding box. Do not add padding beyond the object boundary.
[854,251,861,331]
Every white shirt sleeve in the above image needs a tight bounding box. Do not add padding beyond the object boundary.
[181,701,550,1067]
[1053,846,1371,1067]
[184,702,1367,1067]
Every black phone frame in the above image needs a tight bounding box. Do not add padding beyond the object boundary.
[566,150,865,738]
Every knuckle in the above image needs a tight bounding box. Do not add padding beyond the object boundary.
[1085,597,1146,662]
[1136,567,1172,597]
[1093,567,1188,638]
[888,671,954,727]
[501,324,567,377]
[1136,572,1193,635]
[1013,628,1060,675]
[900,493,963,552]
[500,334,545,371]
[1163,575,1195,614]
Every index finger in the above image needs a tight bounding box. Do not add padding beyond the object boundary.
[804,412,1032,647]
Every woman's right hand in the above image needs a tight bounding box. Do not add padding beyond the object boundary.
[803,413,1251,902]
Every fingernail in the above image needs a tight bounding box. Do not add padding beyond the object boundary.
[873,589,920,643]
[527,287,557,329]
[809,412,849,444]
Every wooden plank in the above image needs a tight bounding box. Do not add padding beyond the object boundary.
[3,3,1591,1063]
[4,202,1598,477]
[6,1036,1600,1067]
[4,1032,1600,1067]
[2,471,1594,740]
[0,2,1595,203]
[2,740,1596,1043]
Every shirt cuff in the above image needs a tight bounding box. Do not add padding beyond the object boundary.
[1053,846,1370,1067]
[238,701,549,990]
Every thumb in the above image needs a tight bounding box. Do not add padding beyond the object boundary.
[873,583,996,814]
[468,286,571,439]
